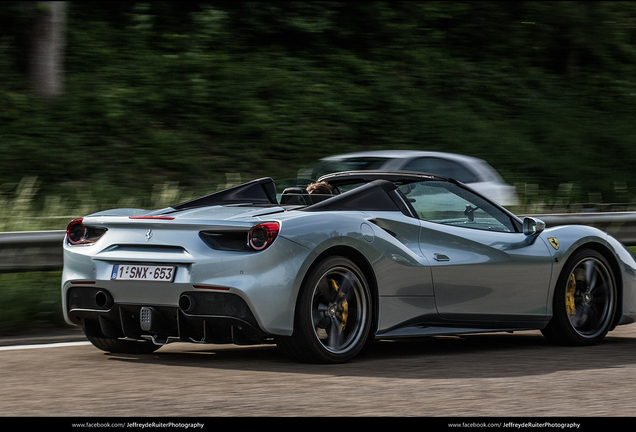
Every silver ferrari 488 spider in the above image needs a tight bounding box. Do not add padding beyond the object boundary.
[62,171,636,363]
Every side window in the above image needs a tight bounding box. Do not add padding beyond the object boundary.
[398,181,516,232]
[402,157,478,183]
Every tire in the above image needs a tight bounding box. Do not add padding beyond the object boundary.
[83,328,161,354]
[541,249,617,346]
[277,256,372,364]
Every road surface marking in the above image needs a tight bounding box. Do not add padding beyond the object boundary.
[0,341,92,351]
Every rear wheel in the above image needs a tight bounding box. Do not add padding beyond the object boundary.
[542,249,617,346]
[277,256,372,363]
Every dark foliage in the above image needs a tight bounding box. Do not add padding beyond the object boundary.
[1,1,636,204]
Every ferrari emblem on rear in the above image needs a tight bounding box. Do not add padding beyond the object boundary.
[145,229,153,241]
[548,237,559,250]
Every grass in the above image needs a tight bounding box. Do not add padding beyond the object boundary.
[0,176,199,232]
[0,271,65,335]
[3,175,636,233]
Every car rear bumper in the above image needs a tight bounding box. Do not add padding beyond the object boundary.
[67,286,270,345]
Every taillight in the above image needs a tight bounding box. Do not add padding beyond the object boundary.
[67,219,85,244]
[66,218,107,245]
[248,222,280,251]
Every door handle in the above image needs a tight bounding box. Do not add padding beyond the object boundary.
[434,253,450,262]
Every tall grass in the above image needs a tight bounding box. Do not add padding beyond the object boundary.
[0,176,197,232]
[0,174,257,233]
[1,177,91,232]
[0,271,65,335]
[2,175,636,233]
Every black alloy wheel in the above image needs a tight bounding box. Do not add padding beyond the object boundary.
[542,249,617,346]
[277,256,372,363]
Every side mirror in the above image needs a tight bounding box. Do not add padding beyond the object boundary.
[523,217,546,236]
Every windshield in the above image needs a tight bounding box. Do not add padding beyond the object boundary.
[398,181,517,232]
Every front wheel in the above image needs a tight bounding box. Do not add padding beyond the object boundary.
[541,249,617,346]
[277,256,372,363]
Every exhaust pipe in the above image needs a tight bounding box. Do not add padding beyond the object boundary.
[179,294,197,314]
[94,290,113,309]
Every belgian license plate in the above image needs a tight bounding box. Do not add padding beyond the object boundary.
[111,264,175,282]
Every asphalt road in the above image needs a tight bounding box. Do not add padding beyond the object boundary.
[2,324,636,418]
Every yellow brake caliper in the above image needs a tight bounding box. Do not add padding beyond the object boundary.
[566,273,576,315]
[330,279,348,331]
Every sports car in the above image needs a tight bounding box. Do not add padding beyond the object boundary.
[62,171,636,363]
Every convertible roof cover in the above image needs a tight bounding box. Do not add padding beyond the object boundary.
[303,179,418,217]
[170,171,450,214]
[172,177,277,210]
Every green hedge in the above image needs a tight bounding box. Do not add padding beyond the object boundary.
[1,2,636,207]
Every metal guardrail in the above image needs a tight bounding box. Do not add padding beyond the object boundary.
[2,212,636,273]
[0,230,65,273]
[533,212,636,247]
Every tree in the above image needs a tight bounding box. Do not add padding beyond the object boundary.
[28,1,66,99]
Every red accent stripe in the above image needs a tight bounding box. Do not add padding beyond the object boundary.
[193,285,230,291]
[129,216,175,220]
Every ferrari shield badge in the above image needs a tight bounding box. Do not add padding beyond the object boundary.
[548,237,559,250]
